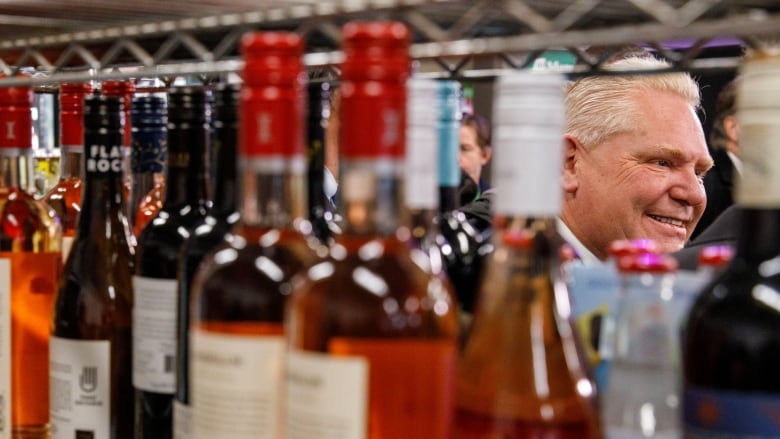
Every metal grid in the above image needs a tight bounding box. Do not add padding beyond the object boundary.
[0,0,779,86]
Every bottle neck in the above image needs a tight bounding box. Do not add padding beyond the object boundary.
[0,149,33,190]
[240,158,306,229]
[211,121,237,215]
[735,208,780,264]
[339,160,406,237]
[77,172,127,233]
[164,122,210,208]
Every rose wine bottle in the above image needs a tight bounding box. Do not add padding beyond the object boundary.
[0,75,62,439]
[286,22,459,439]
[453,71,601,439]
[43,82,92,260]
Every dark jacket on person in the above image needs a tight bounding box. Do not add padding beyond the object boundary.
[692,148,736,240]
[673,205,741,270]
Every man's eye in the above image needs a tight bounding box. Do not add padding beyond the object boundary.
[656,159,671,167]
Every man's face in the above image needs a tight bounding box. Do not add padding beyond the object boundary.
[562,89,713,259]
[460,125,490,185]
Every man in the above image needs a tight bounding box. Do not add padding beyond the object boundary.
[691,78,740,240]
[458,112,494,233]
[559,55,714,262]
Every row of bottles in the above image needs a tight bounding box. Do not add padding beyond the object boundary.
[0,19,775,439]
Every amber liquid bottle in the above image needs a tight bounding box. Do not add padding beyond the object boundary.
[286,22,459,439]
[683,51,780,438]
[173,84,239,439]
[187,33,317,439]
[133,87,210,439]
[129,95,167,236]
[453,71,601,439]
[44,82,92,260]
[50,95,135,439]
[0,77,62,439]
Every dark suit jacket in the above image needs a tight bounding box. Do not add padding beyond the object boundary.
[673,205,742,270]
[692,148,735,240]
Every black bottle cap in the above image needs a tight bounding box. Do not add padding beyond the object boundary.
[84,95,123,131]
[131,95,167,129]
[214,84,239,125]
[167,87,210,123]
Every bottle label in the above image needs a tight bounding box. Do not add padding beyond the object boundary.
[86,144,123,176]
[684,386,780,437]
[49,337,110,439]
[287,349,368,439]
[438,119,460,188]
[405,122,438,209]
[132,276,177,393]
[173,400,191,439]
[0,252,60,437]
[190,329,285,439]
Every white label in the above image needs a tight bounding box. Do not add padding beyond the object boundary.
[494,129,562,216]
[736,119,780,206]
[190,329,285,439]
[0,259,9,439]
[62,237,74,262]
[287,349,368,439]
[49,337,110,439]
[132,276,177,393]
[405,125,438,209]
[173,400,191,439]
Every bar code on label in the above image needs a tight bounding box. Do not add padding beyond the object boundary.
[165,355,175,373]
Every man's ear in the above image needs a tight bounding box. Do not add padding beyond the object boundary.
[724,115,739,144]
[480,145,492,166]
[562,134,581,193]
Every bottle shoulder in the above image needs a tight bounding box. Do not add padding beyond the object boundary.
[0,187,61,252]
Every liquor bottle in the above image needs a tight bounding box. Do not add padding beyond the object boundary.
[50,95,135,439]
[0,76,62,439]
[173,83,239,439]
[133,87,211,439]
[683,51,780,438]
[286,22,459,438]
[188,33,317,439]
[129,95,167,235]
[453,71,600,438]
[102,80,135,197]
[307,81,336,244]
[44,82,93,259]
[602,253,683,439]
[696,243,734,280]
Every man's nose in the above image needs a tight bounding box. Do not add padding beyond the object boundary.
[670,169,706,207]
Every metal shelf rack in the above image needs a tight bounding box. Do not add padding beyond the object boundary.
[0,0,779,86]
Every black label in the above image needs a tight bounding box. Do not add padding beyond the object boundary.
[86,144,123,175]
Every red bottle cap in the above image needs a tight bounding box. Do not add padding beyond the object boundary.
[617,253,678,274]
[102,80,135,146]
[240,31,304,160]
[60,83,93,148]
[0,74,32,150]
[502,229,535,249]
[607,238,659,258]
[340,21,410,160]
[698,244,734,268]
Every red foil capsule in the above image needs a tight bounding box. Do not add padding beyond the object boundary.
[340,21,410,160]
[60,83,93,148]
[0,75,33,150]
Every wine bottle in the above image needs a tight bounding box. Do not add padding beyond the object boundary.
[133,87,211,439]
[173,83,239,439]
[453,70,601,438]
[188,33,317,439]
[683,50,780,439]
[0,75,62,439]
[129,94,167,235]
[50,95,135,439]
[286,22,459,439]
[44,82,92,260]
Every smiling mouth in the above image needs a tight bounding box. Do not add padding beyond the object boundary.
[649,214,686,228]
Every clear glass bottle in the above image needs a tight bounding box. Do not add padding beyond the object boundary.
[453,71,600,438]
[133,87,211,439]
[188,33,318,439]
[603,253,682,439]
[0,75,62,439]
[50,95,135,439]
[129,94,167,235]
[173,83,239,439]
[286,22,459,439]
[44,82,92,259]
[683,49,780,439]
